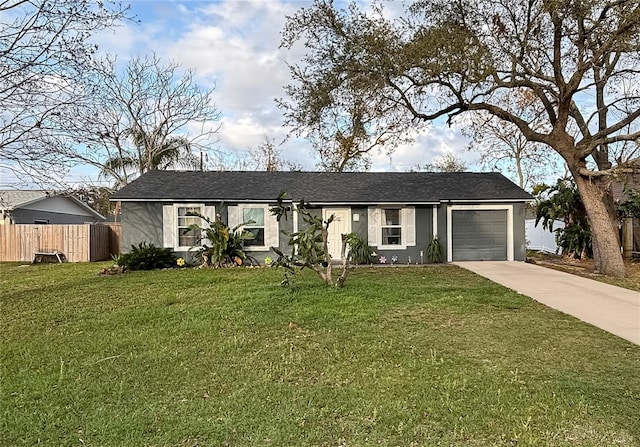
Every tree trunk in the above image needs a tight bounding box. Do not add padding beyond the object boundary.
[321,225,333,286]
[515,150,524,189]
[572,173,626,277]
[336,233,349,288]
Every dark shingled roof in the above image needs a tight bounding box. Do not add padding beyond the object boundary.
[111,170,533,203]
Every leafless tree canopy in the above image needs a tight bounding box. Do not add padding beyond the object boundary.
[463,91,562,189]
[246,135,302,172]
[0,0,130,183]
[60,54,221,188]
[412,153,468,173]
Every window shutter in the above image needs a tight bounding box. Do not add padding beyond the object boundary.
[227,205,239,229]
[403,207,416,246]
[266,213,280,248]
[367,207,379,246]
[203,205,216,228]
[162,205,175,248]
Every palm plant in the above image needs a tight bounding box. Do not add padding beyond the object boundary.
[99,127,200,188]
[534,179,592,259]
[186,212,256,268]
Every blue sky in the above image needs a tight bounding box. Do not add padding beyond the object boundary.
[84,0,476,174]
[0,0,498,188]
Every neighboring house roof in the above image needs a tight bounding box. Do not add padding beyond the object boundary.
[111,171,533,203]
[0,190,49,209]
[0,190,105,220]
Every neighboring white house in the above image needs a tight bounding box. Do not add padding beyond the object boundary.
[0,190,104,225]
[525,218,564,254]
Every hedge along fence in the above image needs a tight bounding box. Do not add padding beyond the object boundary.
[0,224,121,262]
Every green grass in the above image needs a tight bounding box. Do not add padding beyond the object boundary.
[1,263,639,446]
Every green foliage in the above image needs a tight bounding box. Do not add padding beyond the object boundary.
[116,242,176,271]
[270,192,347,287]
[556,223,593,260]
[346,232,374,264]
[68,185,116,217]
[426,236,444,263]
[186,212,256,267]
[534,179,592,259]
[617,188,640,219]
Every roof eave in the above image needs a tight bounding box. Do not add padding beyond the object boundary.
[112,197,531,204]
[440,198,533,203]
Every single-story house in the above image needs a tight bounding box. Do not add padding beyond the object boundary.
[0,190,105,225]
[111,171,533,263]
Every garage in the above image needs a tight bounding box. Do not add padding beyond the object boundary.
[451,209,508,261]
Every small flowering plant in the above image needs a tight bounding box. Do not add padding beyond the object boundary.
[379,256,387,264]
[264,256,273,266]
[391,255,398,264]
[176,257,186,267]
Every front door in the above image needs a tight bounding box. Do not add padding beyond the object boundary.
[323,208,351,260]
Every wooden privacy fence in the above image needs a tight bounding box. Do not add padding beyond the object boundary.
[0,224,121,262]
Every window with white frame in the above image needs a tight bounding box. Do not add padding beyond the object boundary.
[381,208,402,246]
[163,203,213,249]
[228,204,278,251]
[242,207,265,246]
[177,205,202,247]
[368,206,416,249]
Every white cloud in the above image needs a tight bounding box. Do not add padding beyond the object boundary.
[86,0,477,175]
[369,125,476,172]
[162,2,296,116]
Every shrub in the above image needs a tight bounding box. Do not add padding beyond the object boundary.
[534,179,592,259]
[427,236,443,263]
[555,223,592,259]
[116,242,177,271]
[346,232,374,264]
[185,212,257,268]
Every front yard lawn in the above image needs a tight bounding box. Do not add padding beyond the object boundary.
[1,263,639,446]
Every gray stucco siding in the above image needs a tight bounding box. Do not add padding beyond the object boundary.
[120,199,528,264]
[350,207,368,240]
[171,201,291,264]
[415,206,433,256]
[291,205,437,264]
[121,201,217,260]
[233,203,293,264]
[120,202,164,252]
[513,203,527,261]
[121,201,292,265]
[435,204,448,260]
[372,206,433,264]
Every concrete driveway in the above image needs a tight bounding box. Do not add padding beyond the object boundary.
[455,261,640,346]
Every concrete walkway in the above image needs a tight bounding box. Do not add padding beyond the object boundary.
[454,261,640,346]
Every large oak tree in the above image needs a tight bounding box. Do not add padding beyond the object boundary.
[281,0,640,277]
